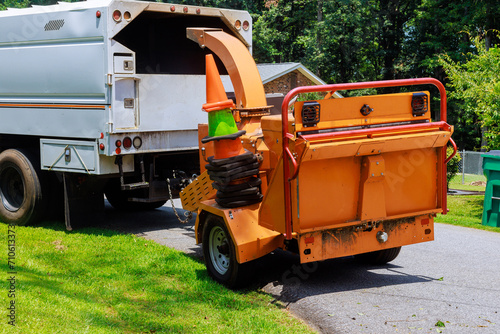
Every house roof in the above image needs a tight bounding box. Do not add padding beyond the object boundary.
[256,62,326,85]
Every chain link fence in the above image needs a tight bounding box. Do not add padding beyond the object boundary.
[458,150,484,176]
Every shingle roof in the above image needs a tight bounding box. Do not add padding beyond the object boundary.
[256,62,326,85]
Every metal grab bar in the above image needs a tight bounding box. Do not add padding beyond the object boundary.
[281,78,450,240]
[445,137,458,164]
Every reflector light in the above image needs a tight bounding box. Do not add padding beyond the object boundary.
[170,5,175,12]
[196,8,201,14]
[183,6,188,13]
[115,148,121,155]
[96,11,101,18]
[133,136,142,149]
[411,92,428,116]
[304,237,314,244]
[115,140,122,148]
[99,143,105,151]
[234,20,241,30]
[124,11,131,21]
[100,132,104,139]
[242,20,250,31]
[123,137,132,149]
[113,10,121,22]
[301,101,320,127]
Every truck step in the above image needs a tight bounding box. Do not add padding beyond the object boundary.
[121,182,149,191]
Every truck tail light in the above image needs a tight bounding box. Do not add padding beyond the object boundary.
[123,137,132,149]
[115,140,122,148]
[235,20,241,30]
[113,10,121,22]
[242,20,250,31]
[411,92,428,117]
[133,136,142,149]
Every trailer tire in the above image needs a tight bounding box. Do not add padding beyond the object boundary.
[355,246,401,265]
[0,149,46,226]
[202,215,254,289]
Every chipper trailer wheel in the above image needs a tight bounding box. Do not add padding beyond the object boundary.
[202,215,254,288]
[0,149,47,226]
[355,246,402,265]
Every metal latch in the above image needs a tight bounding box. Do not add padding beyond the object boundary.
[124,60,134,71]
[124,98,134,109]
[64,147,71,162]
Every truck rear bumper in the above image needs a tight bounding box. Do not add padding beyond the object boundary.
[298,214,435,263]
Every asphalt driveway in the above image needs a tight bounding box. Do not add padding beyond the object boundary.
[102,199,500,333]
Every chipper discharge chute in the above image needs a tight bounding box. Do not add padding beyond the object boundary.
[180,28,457,288]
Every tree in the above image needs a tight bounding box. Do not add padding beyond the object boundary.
[439,37,500,150]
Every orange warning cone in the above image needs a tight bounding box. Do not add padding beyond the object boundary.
[201,54,245,160]
[203,54,235,113]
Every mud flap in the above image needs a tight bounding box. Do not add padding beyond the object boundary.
[63,173,104,230]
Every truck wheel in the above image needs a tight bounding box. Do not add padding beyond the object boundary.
[0,149,46,225]
[355,247,401,265]
[202,215,254,288]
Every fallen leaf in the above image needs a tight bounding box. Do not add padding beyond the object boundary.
[435,320,445,327]
[438,277,444,281]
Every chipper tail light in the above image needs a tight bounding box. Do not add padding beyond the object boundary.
[301,101,320,127]
[411,92,428,117]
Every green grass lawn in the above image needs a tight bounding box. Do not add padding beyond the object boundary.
[448,173,486,192]
[435,195,500,233]
[0,222,315,334]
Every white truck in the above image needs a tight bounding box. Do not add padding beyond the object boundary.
[0,0,251,229]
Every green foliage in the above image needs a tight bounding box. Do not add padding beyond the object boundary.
[439,36,500,150]
[0,0,82,9]
[1,0,30,9]
[446,146,461,187]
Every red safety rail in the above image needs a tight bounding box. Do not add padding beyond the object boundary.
[281,78,457,240]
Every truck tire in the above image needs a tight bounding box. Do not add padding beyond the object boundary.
[355,247,401,265]
[0,149,46,225]
[202,215,254,288]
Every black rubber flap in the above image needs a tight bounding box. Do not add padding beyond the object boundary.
[216,187,260,199]
[207,162,260,178]
[212,177,262,192]
[215,194,264,208]
[205,155,257,172]
[201,130,246,143]
[209,168,260,184]
[207,150,254,167]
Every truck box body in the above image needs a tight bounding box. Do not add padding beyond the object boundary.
[0,0,248,174]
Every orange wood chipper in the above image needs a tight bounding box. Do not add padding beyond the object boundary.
[181,28,457,288]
